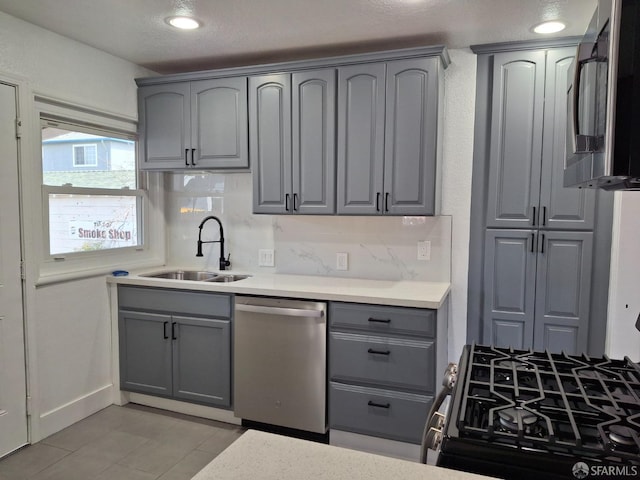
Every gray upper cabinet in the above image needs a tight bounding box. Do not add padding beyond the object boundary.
[337,58,441,215]
[384,59,439,215]
[540,49,595,230]
[486,51,545,229]
[250,74,292,214]
[138,77,248,170]
[251,70,336,214]
[486,49,594,230]
[138,83,190,170]
[336,63,386,215]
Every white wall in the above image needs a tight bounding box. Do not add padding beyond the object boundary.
[0,11,157,441]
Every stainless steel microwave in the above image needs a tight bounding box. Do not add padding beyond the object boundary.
[564,0,640,190]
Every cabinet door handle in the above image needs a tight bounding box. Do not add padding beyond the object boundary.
[540,233,545,254]
[184,149,189,167]
[375,192,381,212]
[542,206,547,226]
[191,148,196,166]
[285,193,290,212]
[368,400,390,409]
[368,317,391,324]
[293,193,298,211]
[531,233,535,253]
[171,322,177,340]
[367,348,391,356]
[163,321,169,339]
[532,206,536,226]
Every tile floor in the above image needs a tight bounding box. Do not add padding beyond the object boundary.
[0,404,245,480]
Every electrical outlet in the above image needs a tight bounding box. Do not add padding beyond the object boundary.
[417,240,431,261]
[336,252,348,271]
[258,249,275,267]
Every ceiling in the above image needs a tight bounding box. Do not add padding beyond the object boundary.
[0,0,597,74]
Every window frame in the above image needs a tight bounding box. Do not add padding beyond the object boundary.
[34,95,165,284]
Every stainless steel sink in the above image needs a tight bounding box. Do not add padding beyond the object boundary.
[207,274,251,282]
[142,270,219,281]
[141,270,250,282]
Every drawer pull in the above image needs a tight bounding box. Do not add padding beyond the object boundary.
[367,348,391,356]
[367,317,391,324]
[367,400,390,409]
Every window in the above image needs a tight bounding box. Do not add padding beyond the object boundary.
[72,144,97,167]
[41,119,143,256]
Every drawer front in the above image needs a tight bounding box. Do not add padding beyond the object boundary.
[330,332,435,392]
[330,382,432,444]
[330,302,435,337]
[118,286,232,318]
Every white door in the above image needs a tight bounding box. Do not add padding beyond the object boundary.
[0,81,28,457]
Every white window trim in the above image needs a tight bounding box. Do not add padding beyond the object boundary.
[34,94,165,285]
[72,143,98,167]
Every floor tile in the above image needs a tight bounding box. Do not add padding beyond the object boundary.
[0,444,71,480]
[196,427,244,456]
[156,450,218,480]
[94,464,159,480]
[117,440,192,477]
[75,430,149,464]
[30,449,111,480]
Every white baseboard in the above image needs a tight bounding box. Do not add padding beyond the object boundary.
[329,430,422,462]
[38,385,113,441]
[125,392,242,425]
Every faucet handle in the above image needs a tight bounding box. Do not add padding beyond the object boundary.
[220,254,231,270]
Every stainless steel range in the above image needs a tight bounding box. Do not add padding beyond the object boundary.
[426,345,640,479]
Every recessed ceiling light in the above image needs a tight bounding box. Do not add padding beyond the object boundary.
[533,21,566,34]
[166,16,201,30]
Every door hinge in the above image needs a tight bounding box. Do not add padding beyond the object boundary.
[15,118,22,138]
[20,261,25,280]
[26,396,33,416]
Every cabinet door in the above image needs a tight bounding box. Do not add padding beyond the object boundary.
[384,58,438,215]
[533,231,593,355]
[191,77,248,169]
[172,316,231,407]
[292,69,336,214]
[119,310,172,396]
[138,83,190,170]
[540,48,596,230]
[250,74,292,214]
[482,229,537,349]
[486,51,545,228]
[336,63,386,214]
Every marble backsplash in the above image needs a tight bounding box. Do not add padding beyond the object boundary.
[165,172,451,282]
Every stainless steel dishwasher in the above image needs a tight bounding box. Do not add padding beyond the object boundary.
[233,296,327,433]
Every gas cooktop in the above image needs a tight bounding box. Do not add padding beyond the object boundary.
[438,345,640,479]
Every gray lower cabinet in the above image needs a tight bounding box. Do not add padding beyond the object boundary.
[118,286,232,408]
[251,69,336,214]
[337,57,441,215]
[138,77,248,170]
[329,302,436,444]
[482,229,593,353]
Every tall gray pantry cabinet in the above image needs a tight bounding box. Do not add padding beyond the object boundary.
[467,42,613,356]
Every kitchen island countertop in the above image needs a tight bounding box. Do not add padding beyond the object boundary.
[108,268,450,309]
[191,429,496,480]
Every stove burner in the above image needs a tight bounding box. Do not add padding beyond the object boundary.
[608,425,638,446]
[497,360,531,370]
[497,407,540,434]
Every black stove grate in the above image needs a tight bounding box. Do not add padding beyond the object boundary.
[456,345,640,463]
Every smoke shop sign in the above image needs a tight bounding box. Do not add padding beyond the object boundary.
[69,221,134,241]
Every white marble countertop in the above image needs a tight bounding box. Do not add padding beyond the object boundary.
[107,268,450,309]
[191,430,496,480]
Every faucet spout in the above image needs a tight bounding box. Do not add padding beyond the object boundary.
[196,215,231,270]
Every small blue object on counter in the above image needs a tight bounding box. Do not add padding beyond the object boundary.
[111,270,129,277]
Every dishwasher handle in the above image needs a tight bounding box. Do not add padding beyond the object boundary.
[235,303,324,318]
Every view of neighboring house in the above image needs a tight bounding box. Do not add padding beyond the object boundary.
[42,129,139,255]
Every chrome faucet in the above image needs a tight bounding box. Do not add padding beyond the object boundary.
[196,215,231,271]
